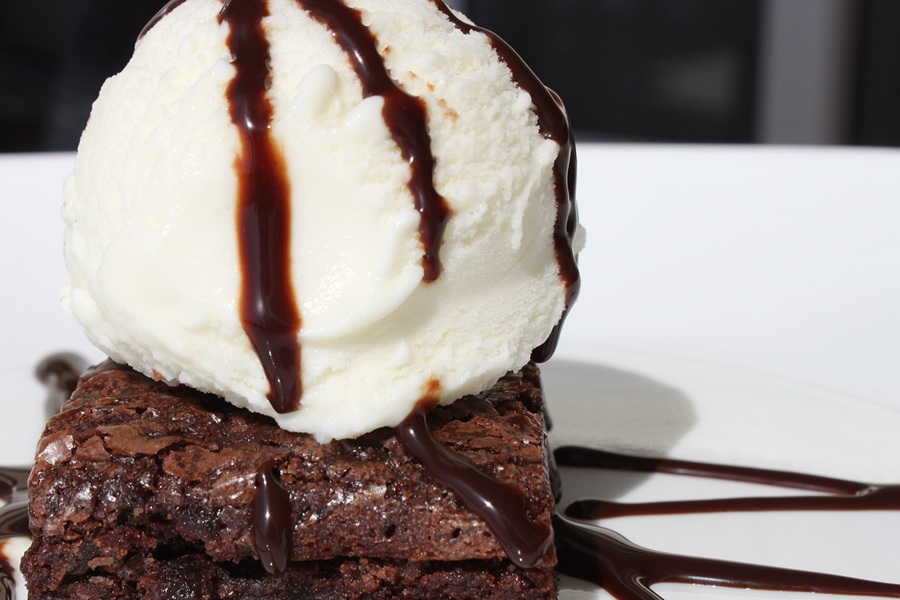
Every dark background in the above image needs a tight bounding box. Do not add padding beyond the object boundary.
[2,0,899,152]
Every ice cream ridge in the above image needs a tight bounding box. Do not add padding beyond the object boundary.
[63,0,582,443]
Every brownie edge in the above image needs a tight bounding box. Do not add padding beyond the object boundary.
[23,363,557,599]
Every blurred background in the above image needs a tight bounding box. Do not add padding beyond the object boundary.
[2,0,899,152]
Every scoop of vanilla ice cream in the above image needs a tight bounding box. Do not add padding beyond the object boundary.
[63,0,581,441]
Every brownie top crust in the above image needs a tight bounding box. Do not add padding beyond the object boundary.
[27,362,556,585]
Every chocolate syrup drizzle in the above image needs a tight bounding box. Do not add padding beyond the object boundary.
[152,0,578,416]
[220,0,454,413]
[395,404,553,569]
[252,461,292,575]
[0,505,27,542]
[221,0,303,414]
[430,0,580,362]
[296,0,451,282]
[554,446,900,599]
[559,446,900,519]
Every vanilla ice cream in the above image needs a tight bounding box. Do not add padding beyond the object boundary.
[62,0,582,441]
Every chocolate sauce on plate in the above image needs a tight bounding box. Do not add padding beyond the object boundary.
[554,447,900,599]
[0,473,28,509]
[559,446,900,519]
[0,558,12,600]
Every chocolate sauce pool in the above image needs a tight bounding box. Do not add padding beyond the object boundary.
[0,499,27,600]
[34,352,87,417]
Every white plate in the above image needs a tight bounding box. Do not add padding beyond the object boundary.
[544,352,900,599]
[3,145,900,598]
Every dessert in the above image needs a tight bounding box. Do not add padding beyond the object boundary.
[23,363,556,598]
[27,0,579,595]
[8,0,900,594]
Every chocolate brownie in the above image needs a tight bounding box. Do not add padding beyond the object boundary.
[23,363,557,599]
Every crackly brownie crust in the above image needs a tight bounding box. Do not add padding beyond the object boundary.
[23,363,556,599]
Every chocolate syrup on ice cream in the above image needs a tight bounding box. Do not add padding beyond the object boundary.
[221,0,303,415]
[219,0,454,414]
[431,0,580,363]
[215,0,579,415]
[298,0,451,283]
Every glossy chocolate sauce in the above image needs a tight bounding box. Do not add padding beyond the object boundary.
[220,0,455,414]
[212,0,579,415]
[252,461,292,575]
[559,446,900,519]
[554,446,900,598]
[221,0,303,415]
[395,404,553,569]
[295,0,450,282]
[430,0,580,362]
